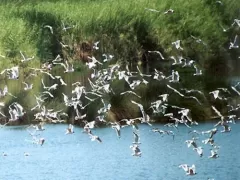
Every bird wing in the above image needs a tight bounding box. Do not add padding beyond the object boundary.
[179,164,189,172]
[131,100,145,115]
[20,51,26,60]
[114,125,121,137]
[41,78,47,89]
[69,124,74,132]
[191,164,196,174]
[44,25,53,34]
[211,106,223,117]
[14,103,24,114]
[136,65,142,75]
[133,131,139,142]
[233,35,239,45]
[53,62,67,70]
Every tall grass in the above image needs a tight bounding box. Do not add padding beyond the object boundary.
[0,0,238,64]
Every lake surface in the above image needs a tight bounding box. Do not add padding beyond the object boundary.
[0,122,239,180]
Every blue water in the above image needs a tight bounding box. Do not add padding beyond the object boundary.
[0,122,240,180]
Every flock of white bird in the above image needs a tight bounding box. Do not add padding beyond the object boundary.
[0,12,239,178]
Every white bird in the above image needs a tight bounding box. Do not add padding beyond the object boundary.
[166,84,184,97]
[55,76,67,86]
[164,9,174,14]
[181,59,195,67]
[169,56,183,66]
[136,66,151,77]
[93,41,100,50]
[172,40,183,50]
[65,124,74,134]
[209,90,224,100]
[202,128,218,139]
[72,82,81,86]
[179,164,196,175]
[0,121,9,128]
[208,149,219,159]
[89,134,102,143]
[159,93,169,102]
[148,51,165,60]
[193,65,202,76]
[38,138,45,146]
[193,147,203,157]
[151,128,166,135]
[14,103,25,117]
[41,79,58,91]
[39,70,56,79]
[60,42,69,48]
[44,25,53,34]
[120,91,141,98]
[62,21,74,31]
[153,69,166,81]
[75,113,87,121]
[9,102,25,120]
[229,35,239,49]
[97,99,111,114]
[129,80,141,90]
[234,19,240,26]
[24,152,30,156]
[2,85,16,98]
[219,23,231,32]
[120,118,139,130]
[86,56,103,69]
[202,138,215,146]
[231,86,240,96]
[131,100,152,126]
[53,61,74,73]
[167,84,202,105]
[216,1,223,5]
[84,121,96,129]
[164,122,178,131]
[0,54,5,58]
[22,82,33,91]
[31,94,47,110]
[226,115,236,124]
[72,86,86,100]
[190,35,207,46]
[181,88,205,96]
[41,62,52,71]
[152,128,175,139]
[20,51,34,62]
[130,144,142,157]
[102,54,114,62]
[1,66,19,79]
[52,54,62,63]
[133,131,141,144]
[111,122,121,138]
[62,93,72,107]
[150,99,164,114]
[211,106,224,119]
[169,70,180,83]
[188,130,201,135]
[217,87,231,94]
[35,122,45,131]
[185,138,198,149]
[215,121,231,133]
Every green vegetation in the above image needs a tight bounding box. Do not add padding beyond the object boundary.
[0,0,239,123]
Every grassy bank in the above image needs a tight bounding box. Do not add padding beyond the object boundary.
[0,0,239,123]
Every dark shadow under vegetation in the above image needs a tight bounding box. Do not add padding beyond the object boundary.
[18,10,63,62]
